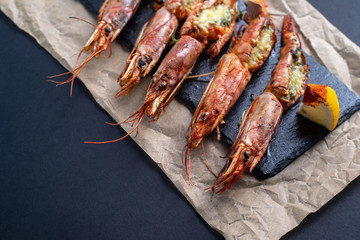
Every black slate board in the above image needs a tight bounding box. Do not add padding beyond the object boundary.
[79,0,360,179]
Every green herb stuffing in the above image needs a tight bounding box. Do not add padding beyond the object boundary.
[288,50,305,99]
[170,34,178,45]
[237,110,246,127]
[247,25,274,70]
[194,5,233,28]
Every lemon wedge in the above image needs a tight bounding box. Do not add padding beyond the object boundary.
[297,84,339,131]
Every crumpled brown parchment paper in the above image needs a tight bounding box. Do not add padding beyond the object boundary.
[1,0,359,239]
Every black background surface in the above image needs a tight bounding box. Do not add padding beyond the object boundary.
[0,0,359,239]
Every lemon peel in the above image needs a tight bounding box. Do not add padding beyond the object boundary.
[297,84,339,131]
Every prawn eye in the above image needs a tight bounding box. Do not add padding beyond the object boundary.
[243,152,249,162]
[105,25,112,34]
[159,83,166,88]
[199,112,209,121]
[138,58,146,68]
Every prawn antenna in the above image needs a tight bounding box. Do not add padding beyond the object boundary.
[84,101,150,144]
[84,112,145,144]
[186,71,215,79]
[47,17,112,96]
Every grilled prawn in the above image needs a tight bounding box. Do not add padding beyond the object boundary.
[213,92,283,193]
[117,0,202,96]
[184,1,276,181]
[184,53,251,180]
[213,15,308,192]
[264,15,308,109]
[49,0,141,96]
